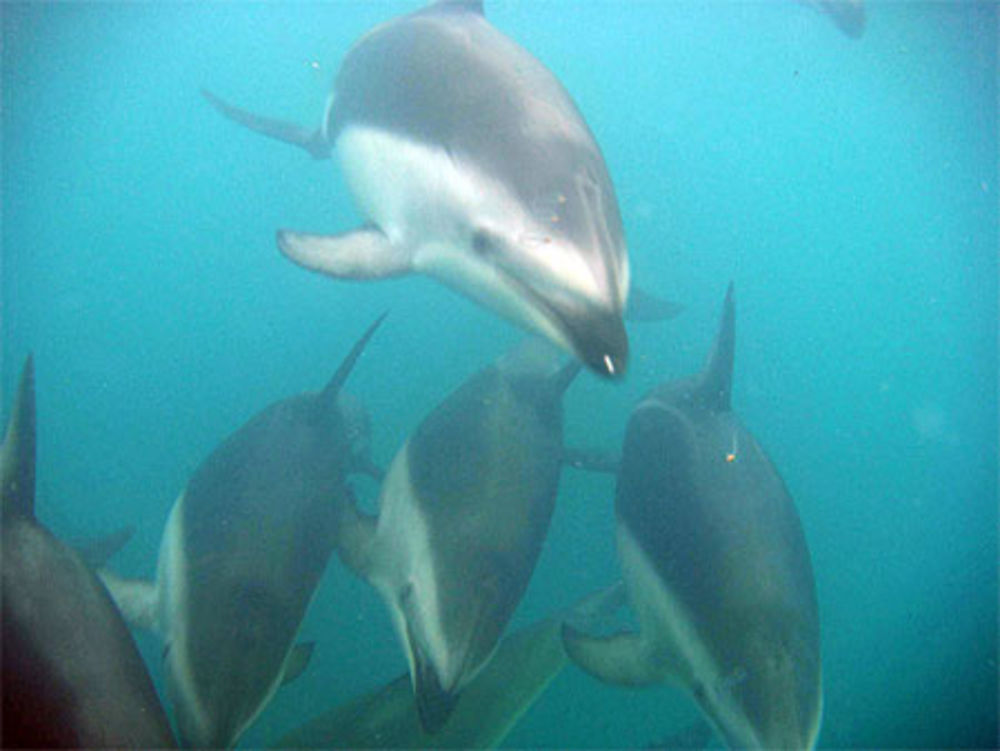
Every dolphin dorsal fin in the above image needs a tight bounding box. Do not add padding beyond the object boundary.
[549,360,583,396]
[430,0,484,15]
[320,312,388,408]
[695,283,735,411]
[1,355,36,519]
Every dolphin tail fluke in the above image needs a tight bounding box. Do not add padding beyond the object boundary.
[98,570,160,633]
[1,355,36,519]
[281,642,316,686]
[695,282,735,411]
[626,285,684,322]
[200,88,330,160]
[278,227,413,281]
[561,624,666,687]
[320,312,388,406]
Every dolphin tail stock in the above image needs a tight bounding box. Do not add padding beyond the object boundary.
[561,623,668,688]
[1,355,36,519]
[319,311,389,408]
[694,282,735,411]
[626,285,684,323]
[561,446,621,475]
[278,226,414,281]
[200,88,330,160]
[98,570,160,633]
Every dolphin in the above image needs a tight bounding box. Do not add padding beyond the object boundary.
[101,315,385,748]
[270,584,626,749]
[335,340,581,732]
[1,357,176,749]
[562,285,823,749]
[202,0,634,378]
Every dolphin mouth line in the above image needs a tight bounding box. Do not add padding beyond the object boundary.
[490,257,617,371]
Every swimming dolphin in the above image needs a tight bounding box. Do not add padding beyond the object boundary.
[101,315,385,748]
[202,0,633,378]
[562,285,823,749]
[270,584,626,749]
[1,357,176,749]
[335,340,581,732]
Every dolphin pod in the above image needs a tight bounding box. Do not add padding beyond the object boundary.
[203,0,633,378]
[1,358,176,749]
[562,285,823,749]
[101,315,385,748]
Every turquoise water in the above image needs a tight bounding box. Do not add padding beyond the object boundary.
[2,1,996,748]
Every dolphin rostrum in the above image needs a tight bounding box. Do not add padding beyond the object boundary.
[335,340,582,732]
[102,315,385,748]
[203,0,634,378]
[562,285,823,749]
[1,357,176,749]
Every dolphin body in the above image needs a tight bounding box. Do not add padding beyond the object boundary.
[335,342,581,732]
[102,316,385,748]
[271,584,626,750]
[562,286,823,749]
[203,0,633,378]
[1,357,176,749]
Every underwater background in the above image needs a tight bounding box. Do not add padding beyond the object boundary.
[2,1,996,748]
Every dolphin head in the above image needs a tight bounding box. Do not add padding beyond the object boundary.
[445,159,629,378]
[697,615,822,750]
[397,556,518,733]
[166,581,299,748]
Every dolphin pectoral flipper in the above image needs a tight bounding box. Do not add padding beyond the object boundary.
[280,642,316,686]
[278,227,413,280]
[333,486,378,577]
[200,89,330,160]
[561,624,666,687]
[98,570,159,633]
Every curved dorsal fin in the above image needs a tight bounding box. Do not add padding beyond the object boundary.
[694,283,735,411]
[1,355,36,519]
[320,313,388,408]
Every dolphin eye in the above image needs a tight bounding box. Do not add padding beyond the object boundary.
[471,229,494,256]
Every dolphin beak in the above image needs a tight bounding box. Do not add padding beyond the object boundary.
[493,259,629,379]
[556,306,628,379]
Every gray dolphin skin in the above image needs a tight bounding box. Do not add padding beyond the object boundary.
[1,357,177,749]
[562,285,823,750]
[270,584,626,749]
[102,315,385,748]
[203,0,631,378]
[335,341,581,732]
